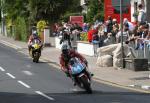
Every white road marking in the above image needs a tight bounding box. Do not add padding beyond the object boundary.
[35,91,55,101]
[40,59,47,62]
[70,88,78,92]
[128,85,135,87]
[18,80,31,88]
[0,67,5,72]
[0,40,22,49]
[141,85,150,90]
[6,73,16,79]
[22,71,33,76]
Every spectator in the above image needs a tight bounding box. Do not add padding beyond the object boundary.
[146,32,150,50]
[73,23,82,40]
[116,25,130,43]
[123,18,135,32]
[82,23,89,32]
[112,19,119,30]
[134,24,149,50]
[87,25,98,42]
[98,24,106,47]
[92,33,99,56]
[138,4,146,25]
[106,16,113,33]
[52,23,59,36]
[60,29,72,48]
[103,33,113,46]
[111,24,119,43]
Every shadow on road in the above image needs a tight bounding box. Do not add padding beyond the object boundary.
[47,90,149,96]
[37,61,57,64]
[0,92,50,103]
[0,91,149,103]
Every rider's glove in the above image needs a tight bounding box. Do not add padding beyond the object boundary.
[83,59,88,66]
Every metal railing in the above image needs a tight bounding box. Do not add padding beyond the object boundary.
[133,41,150,62]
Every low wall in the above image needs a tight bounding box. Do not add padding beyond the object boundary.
[55,37,94,56]
[55,37,63,49]
[77,41,94,56]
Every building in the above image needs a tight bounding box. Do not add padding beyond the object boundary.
[104,0,148,23]
[130,0,146,22]
[81,0,149,23]
[146,0,150,22]
[104,0,131,23]
[80,0,88,14]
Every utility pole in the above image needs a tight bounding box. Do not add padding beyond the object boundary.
[111,0,130,68]
[120,0,125,68]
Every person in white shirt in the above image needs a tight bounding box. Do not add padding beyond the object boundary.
[123,18,135,32]
[138,4,146,25]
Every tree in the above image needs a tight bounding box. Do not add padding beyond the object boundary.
[3,0,81,24]
[14,17,27,41]
[4,0,29,22]
[28,0,81,23]
[60,0,82,22]
[2,0,82,40]
[86,0,104,23]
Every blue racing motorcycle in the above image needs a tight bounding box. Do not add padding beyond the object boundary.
[68,58,92,94]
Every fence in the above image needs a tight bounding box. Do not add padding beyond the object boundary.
[132,41,150,63]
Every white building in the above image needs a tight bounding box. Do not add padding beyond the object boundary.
[80,0,88,14]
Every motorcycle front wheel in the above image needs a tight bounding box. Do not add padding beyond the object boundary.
[33,52,39,63]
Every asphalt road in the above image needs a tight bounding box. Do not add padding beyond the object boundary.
[0,43,149,103]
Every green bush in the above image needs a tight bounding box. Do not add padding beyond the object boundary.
[14,17,27,41]
[6,18,13,37]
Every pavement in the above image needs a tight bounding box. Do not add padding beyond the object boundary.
[1,35,150,93]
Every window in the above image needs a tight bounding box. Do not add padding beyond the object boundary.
[111,0,130,14]
[113,6,129,14]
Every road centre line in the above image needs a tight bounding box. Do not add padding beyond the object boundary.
[6,73,16,79]
[22,70,33,76]
[35,91,55,101]
[0,67,5,72]
[18,80,31,88]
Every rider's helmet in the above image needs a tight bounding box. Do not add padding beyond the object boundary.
[32,31,38,39]
[61,44,69,55]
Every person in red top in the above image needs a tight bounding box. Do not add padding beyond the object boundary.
[88,25,98,42]
[59,44,90,79]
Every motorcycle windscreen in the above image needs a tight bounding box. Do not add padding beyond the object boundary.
[70,62,85,75]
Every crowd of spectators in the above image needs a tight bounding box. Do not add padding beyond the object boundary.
[52,4,150,53]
